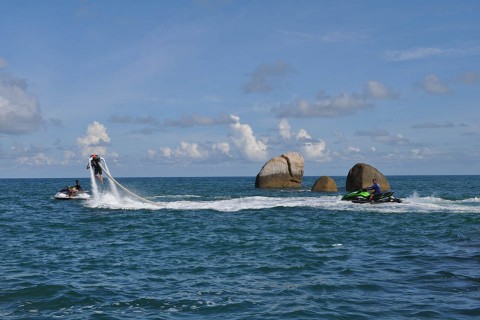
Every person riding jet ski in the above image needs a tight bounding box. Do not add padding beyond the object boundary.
[55,179,90,199]
[87,154,105,183]
[366,179,381,203]
[67,179,83,196]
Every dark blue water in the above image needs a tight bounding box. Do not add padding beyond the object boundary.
[1,176,479,319]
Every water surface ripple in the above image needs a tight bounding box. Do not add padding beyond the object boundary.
[1,176,479,319]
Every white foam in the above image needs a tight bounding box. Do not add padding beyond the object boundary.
[103,161,120,198]
[151,194,201,199]
[84,192,480,213]
[460,197,480,203]
[85,171,480,213]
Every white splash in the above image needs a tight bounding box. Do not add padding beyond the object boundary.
[84,191,480,213]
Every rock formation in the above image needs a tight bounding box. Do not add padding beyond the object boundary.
[255,152,304,188]
[311,176,338,192]
[346,163,390,192]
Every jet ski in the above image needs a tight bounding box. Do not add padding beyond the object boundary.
[341,190,402,204]
[54,187,91,200]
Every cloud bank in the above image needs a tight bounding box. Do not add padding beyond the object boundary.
[0,73,43,135]
[160,141,208,160]
[150,115,268,163]
[271,80,395,119]
[272,91,372,118]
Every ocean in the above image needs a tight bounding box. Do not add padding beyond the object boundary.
[1,175,479,319]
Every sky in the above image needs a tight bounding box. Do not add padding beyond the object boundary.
[0,0,479,178]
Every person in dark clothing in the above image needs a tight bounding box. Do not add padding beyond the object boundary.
[87,154,105,183]
[367,179,381,202]
[60,179,83,197]
[74,179,82,191]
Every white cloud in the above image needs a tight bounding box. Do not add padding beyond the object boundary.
[272,91,371,118]
[377,133,409,145]
[9,143,58,166]
[385,45,480,61]
[418,75,450,95]
[297,128,329,161]
[278,118,292,140]
[159,142,208,160]
[347,146,361,153]
[273,80,395,120]
[333,131,347,144]
[76,121,111,157]
[158,147,173,158]
[152,116,265,163]
[153,141,230,162]
[277,119,329,162]
[59,150,77,165]
[229,115,268,161]
[356,129,410,145]
[0,58,7,68]
[385,47,445,61]
[177,141,207,159]
[17,152,55,166]
[410,148,439,160]
[64,150,76,160]
[147,149,158,159]
[243,60,294,94]
[365,80,395,99]
[0,73,43,134]
[302,140,328,161]
[296,128,311,141]
[212,142,231,156]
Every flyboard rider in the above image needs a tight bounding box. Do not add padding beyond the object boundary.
[87,154,105,183]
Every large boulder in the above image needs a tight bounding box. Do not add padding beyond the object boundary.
[311,176,338,192]
[255,152,304,188]
[346,163,390,192]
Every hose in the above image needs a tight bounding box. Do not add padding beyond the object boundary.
[99,163,161,206]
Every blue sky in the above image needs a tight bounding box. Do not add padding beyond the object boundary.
[1,0,479,178]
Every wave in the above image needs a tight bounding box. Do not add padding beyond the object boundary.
[84,192,480,213]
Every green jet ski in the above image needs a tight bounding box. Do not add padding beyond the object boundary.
[341,190,402,204]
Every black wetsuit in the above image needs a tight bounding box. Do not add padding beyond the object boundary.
[90,157,102,176]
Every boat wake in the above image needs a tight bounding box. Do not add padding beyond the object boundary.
[84,166,480,213]
[84,192,480,213]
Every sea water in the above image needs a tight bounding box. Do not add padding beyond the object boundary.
[0,176,479,319]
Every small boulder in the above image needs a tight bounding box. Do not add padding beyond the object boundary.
[255,152,304,188]
[346,163,390,192]
[311,176,338,192]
